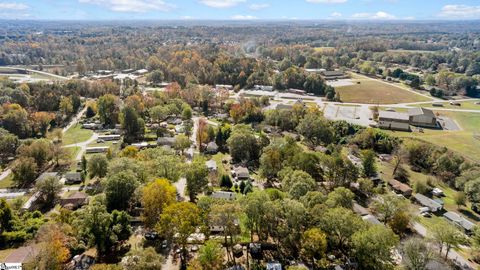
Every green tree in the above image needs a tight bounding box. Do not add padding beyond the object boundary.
[198,240,224,270]
[121,247,164,270]
[147,70,164,85]
[401,237,435,270]
[0,128,19,163]
[186,158,209,202]
[297,113,333,147]
[361,149,377,177]
[220,175,233,190]
[319,207,365,250]
[105,170,139,211]
[97,94,119,126]
[301,228,327,267]
[325,187,354,209]
[454,192,467,209]
[227,125,260,163]
[34,176,63,209]
[174,135,191,154]
[11,157,38,187]
[88,154,108,178]
[352,225,399,270]
[430,221,467,259]
[372,193,409,225]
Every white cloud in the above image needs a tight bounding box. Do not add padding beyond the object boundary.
[0,2,29,10]
[180,16,195,20]
[352,11,396,19]
[78,0,174,13]
[200,0,245,8]
[439,5,480,18]
[330,12,342,17]
[249,3,270,10]
[306,0,347,4]
[231,14,257,20]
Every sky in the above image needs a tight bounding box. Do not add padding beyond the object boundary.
[1,0,480,21]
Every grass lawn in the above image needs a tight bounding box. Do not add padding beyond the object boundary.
[412,100,480,110]
[386,111,480,163]
[63,124,93,145]
[0,248,15,261]
[335,79,431,104]
[0,173,14,188]
[210,152,229,177]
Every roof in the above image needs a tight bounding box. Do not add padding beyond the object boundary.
[443,211,475,231]
[379,111,410,121]
[211,191,236,200]
[67,191,88,200]
[206,160,217,170]
[414,193,442,210]
[322,70,344,76]
[65,172,82,180]
[388,179,412,193]
[362,214,382,225]
[36,172,58,182]
[408,107,435,117]
[235,167,249,178]
[207,141,219,151]
[266,262,282,270]
[157,137,176,145]
[353,202,369,216]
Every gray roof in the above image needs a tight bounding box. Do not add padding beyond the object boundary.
[266,262,282,270]
[379,111,410,121]
[36,172,58,182]
[157,137,176,145]
[408,107,435,117]
[65,172,82,181]
[362,214,382,225]
[414,193,442,211]
[206,160,217,170]
[211,191,236,200]
[207,141,219,151]
[443,211,475,231]
[235,167,250,179]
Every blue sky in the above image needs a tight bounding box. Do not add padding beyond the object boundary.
[1,0,480,20]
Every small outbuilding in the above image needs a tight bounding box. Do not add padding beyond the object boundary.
[206,141,219,154]
[64,172,83,185]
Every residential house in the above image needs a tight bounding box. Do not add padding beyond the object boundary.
[64,172,83,185]
[320,70,347,80]
[36,172,58,183]
[211,191,236,200]
[157,137,176,147]
[388,179,413,197]
[378,111,411,132]
[253,85,274,91]
[408,108,437,128]
[66,254,96,270]
[206,141,219,154]
[97,134,121,141]
[266,262,282,270]
[131,142,149,149]
[85,146,109,154]
[414,193,443,212]
[209,217,240,234]
[61,192,89,209]
[233,167,249,180]
[206,159,217,172]
[4,245,38,265]
[362,214,382,225]
[443,211,475,234]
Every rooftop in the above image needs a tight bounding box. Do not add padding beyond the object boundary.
[408,107,435,117]
[379,111,410,121]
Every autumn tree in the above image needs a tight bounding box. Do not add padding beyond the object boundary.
[142,178,176,228]
[11,157,38,187]
[121,247,164,270]
[301,228,327,267]
[33,223,71,270]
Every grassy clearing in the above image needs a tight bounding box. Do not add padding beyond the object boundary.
[335,79,431,104]
[63,124,93,145]
[412,100,480,110]
[211,152,229,177]
[386,111,480,163]
[0,173,14,189]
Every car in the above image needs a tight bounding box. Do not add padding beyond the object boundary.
[96,139,105,143]
[145,231,159,240]
[421,212,432,218]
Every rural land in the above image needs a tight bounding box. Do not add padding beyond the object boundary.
[1,7,480,270]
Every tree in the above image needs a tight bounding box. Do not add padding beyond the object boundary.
[319,207,364,250]
[174,135,191,154]
[121,106,145,142]
[325,187,355,209]
[34,176,63,209]
[372,194,409,225]
[210,202,241,263]
[0,128,19,162]
[198,240,224,270]
[1,103,30,138]
[361,149,377,177]
[220,175,233,190]
[147,70,164,85]
[88,154,108,178]
[352,225,399,270]
[76,59,87,75]
[186,157,209,202]
[156,202,202,269]
[121,247,164,270]
[105,170,139,211]
[97,94,119,126]
[142,178,176,228]
[0,199,13,234]
[11,157,37,187]
[297,113,333,147]
[51,143,70,166]
[227,125,260,163]
[30,111,55,137]
[301,228,327,267]
[81,155,88,175]
[431,221,467,259]
[454,192,467,209]
[74,201,131,257]
[465,179,480,206]
[33,223,70,270]
[59,96,73,116]
[401,237,435,270]
[280,169,316,200]
[19,139,53,168]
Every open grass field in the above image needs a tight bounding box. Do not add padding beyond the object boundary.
[0,173,14,189]
[63,124,93,145]
[385,111,480,163]
[335,79,432,104]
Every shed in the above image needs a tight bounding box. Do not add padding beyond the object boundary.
[234,167,249,180]
[206,141,219,154]
[64,172,83,185]
[206,160,217,172]
[388,179,413,197]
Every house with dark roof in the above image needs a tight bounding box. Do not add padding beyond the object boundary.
[408,107,437,128]
[206,141,219,154]
[64,172,83,185]
[233,167,249,180]
[61,192,89,209]
[320,70,348,80]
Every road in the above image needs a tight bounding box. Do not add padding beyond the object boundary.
[0,66,68,81]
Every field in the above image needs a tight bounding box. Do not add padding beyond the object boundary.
[412,100,480,110]
[387,49,437,54]
[386,111,480,163]
[63,124,93,145]
[0,173,14,189]
[335,79,432,104]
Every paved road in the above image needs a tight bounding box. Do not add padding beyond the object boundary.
[0,169,11,182]
[0,66,68,80]
[64,133,99,161]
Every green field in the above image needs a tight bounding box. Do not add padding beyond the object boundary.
[386,111,480,163]
[63,124,93,145]
[335,79,432,104]
[0,173,14,189]
[412,100,480,110]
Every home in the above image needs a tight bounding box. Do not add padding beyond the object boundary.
[64,172,83,185]
[414,193,443,212]
[378,111,411,132]
[253,85,274,91]
[211,191,236,200]
[287,89,306,95]
[60,192,89,209]
[408,107,437,128]
[443,211,475,234]
[66,253,96,270]
[131,142,149,149]
[432,187,444,197]
[157,137,176,147]
[216,84,234,90]
[266,262,282,270]
[36,172,58,183]
[4,245,38,265]
[206,159,217,172]
[320,70,347,80]
[134,69,148,75]
[82,123,103,130]
[206,141,219,154]
[167,118,183,125]
[86,146,109,154]
[209,217,240,234]
[388,179,413,197]
[233,167,249,180]
[97,134,121,141]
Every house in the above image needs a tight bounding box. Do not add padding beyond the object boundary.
[206,141,219,154]
[206,159,217,172]
[134,69,148,75]
[60,192,89,209]
[408,108,437,128]
[320,70,347,80]
[432,188,444,197]
[233,167,249,180]
[216,84,234,90]
[378,111,411,131]
[64,172,83,185]
[66,254,96,270]
[131,142,149,149]
[287,89,306,95]
[175,125,185,134]
[414,193,443,212]
[211,191,236,200]
[353,202,370,216]
[209,217,240,234]
[266,262,282,270]
[22,191,40,211]
[82,123,103,130]
[86,146,109,154]
[157,137,176,147]
[4,245,38,264]
[443,211,475,234]
[388,179,413,197]
[97,134,121,141]
[36,172,58,182]
[167,118,183,125]
[253,85,274,91]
